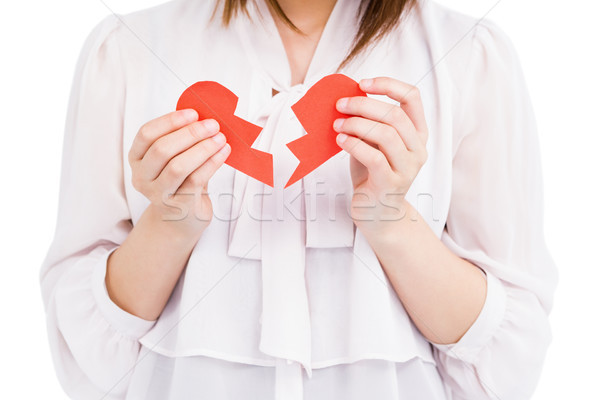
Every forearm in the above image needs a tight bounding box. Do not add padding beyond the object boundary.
[106,204,201,321]
[365,200,487,345]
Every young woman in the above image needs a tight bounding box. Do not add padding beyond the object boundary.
[40,0,558,399]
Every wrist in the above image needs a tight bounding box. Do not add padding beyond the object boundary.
[143,204,205,247]
[355,198,416,245]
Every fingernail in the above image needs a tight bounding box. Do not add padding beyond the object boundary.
[212,132,226,144]
[336,133,348,144]
[333,118,345,131]
[203,119,219,132]
[336,98,349,110]
[220,143,231,154]
[360,79,373,89]
[183,109,198,120]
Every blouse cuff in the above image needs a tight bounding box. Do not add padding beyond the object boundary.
[91,246,157,339]
[430,270,507,364]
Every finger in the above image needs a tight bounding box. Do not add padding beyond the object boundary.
[333,116,406,171]
[128,109,199,163]
[336,132,393,187]
[178,143,231,192]
[359,77,428,144]
[141,119,221,181]
[154,133,227,196]
[336,95,422,152]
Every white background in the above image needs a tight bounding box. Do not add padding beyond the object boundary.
[0,0,598,398]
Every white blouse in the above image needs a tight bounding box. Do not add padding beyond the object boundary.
[40,0,558,399]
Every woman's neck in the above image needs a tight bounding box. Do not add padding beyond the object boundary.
[275,0,337,36]
[269,0,338,85]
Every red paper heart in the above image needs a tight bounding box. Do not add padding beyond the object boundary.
[287,74,366,187]
[175,74,366,188]
[176,81,274,186]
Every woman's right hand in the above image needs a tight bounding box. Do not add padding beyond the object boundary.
[128,109,231,240]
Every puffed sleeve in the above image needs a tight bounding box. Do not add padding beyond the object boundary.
[39,15,156,400]
[430,19,559,400]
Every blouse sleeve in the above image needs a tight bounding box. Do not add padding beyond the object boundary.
[430,19,559,400]
[39,15,156,400]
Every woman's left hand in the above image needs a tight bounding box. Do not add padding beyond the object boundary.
[333,77,429,239]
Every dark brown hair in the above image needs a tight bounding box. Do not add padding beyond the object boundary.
[219,0,418,68]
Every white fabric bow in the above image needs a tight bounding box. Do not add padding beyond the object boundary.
[226,84,355,377]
